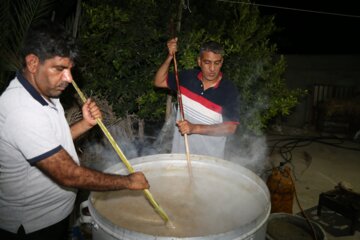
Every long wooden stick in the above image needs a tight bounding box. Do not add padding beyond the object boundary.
[71,80,170,224]
[173,54,192,178]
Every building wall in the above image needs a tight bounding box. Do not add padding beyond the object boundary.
[281,54,360,131]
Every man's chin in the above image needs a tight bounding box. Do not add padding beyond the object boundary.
[205,77,217,82]
[49,91,62,99]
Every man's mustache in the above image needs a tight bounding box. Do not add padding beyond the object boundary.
[58,82,69,89]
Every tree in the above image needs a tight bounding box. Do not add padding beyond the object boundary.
[75,0,306,134]
[0,0,56,92]
[77,0,169,120]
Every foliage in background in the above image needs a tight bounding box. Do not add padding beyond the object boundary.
[0,0,306,134]
[77,0,306,133]
[0,0,56,92]
[77,0,172,121]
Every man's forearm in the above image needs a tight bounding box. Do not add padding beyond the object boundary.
[70,119,94,140]
[36,149,146,191]
[154,55,173,88]
[192,123,237,136]
[177,121,238,136]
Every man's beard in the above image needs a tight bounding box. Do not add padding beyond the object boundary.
[49,82,69,98]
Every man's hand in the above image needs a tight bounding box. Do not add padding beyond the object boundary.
[127,172,150,190]
[167,37,178,57]
[82,98,102,127]
[176,120,195,135]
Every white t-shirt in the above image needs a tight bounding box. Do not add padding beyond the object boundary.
[0,73,79,233]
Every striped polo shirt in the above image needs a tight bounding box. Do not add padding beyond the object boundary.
[167,69,239,158]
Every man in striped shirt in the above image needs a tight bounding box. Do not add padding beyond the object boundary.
[154,38,240,159]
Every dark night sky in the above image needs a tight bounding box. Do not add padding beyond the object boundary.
[255,1,360,54]
[56,1,360,54]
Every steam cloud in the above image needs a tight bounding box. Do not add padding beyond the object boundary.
[79,110,270,179]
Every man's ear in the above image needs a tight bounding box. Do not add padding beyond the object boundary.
[25,54,39,73]
[197,56,201,67]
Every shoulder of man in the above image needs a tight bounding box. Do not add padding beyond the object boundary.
[219,76,238,91]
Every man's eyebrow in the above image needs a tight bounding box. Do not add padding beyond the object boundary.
[203,59,222,62]
[54,64,72,69]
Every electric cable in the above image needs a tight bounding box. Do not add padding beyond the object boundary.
[217,0,360,18]
[289,170,319,240]
[265,135,360,178]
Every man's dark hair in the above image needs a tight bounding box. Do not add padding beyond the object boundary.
[199,41,224,56]
[21,22,78,67]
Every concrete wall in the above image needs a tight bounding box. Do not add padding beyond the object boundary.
[281,54,360,128]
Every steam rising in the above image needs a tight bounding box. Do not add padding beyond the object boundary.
[79,114,175,171]
[226,132,269,177]
[79,110,269,179]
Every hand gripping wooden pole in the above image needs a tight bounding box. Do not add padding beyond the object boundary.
[71,80,170,224]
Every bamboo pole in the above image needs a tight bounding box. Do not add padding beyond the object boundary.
[71,80,170,224]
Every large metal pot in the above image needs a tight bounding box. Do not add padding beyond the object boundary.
[81,154,270,240]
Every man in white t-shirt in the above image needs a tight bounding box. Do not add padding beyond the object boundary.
[0,23,149,240]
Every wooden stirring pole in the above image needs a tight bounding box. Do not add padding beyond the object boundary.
[173,54,193,178]
[71,80,170,224]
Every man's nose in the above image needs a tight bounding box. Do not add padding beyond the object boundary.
[62,69,73,83]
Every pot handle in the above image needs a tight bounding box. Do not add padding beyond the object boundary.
[79,200,93,224]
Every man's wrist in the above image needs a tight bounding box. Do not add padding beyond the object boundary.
[82,119,95,130]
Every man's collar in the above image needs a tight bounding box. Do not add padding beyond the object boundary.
[197,71,223,89]
[16,71,48,106]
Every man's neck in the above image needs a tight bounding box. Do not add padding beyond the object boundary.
[202,76,221,90]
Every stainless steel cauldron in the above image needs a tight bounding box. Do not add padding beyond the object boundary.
[80,154,270,240]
